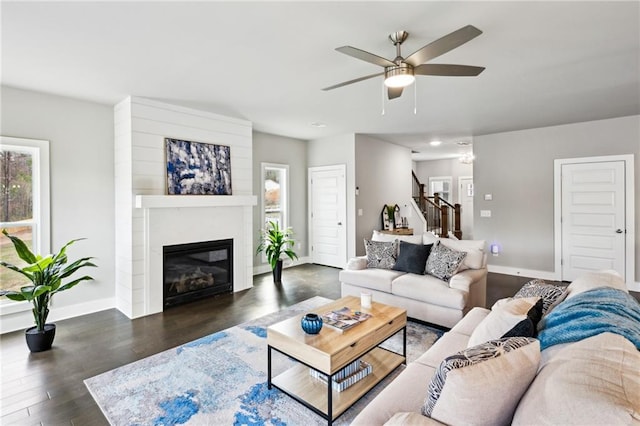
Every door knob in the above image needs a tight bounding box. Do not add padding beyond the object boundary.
[615,229,623,234]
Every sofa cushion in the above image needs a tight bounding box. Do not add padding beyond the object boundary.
[449,307,490,336]
[364,239,398,269]
[422,337,540,426]
[565,269,628,300]
[351,362,436,426]
[338,268,405,293]
[425,242,467,281]
[513,333,640,425]
[393,241,433,275]
[345,256,367,270]
[384,412,444,426]
[514,279,565,314]
[467,297,540,347]
[392,273,467,310]
[423,232,439,245]
[414,331,470,369]
[372,229,423,245]
[438,238,485,271]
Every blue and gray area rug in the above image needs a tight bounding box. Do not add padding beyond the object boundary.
[85,297,442,425]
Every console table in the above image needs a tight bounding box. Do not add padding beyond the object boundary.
[379,228,413,235]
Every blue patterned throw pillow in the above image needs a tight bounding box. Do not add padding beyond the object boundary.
[425,241,466,281]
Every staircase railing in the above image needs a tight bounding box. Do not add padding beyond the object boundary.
[412,171,462,239]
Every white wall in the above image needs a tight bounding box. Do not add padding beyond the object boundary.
[355,135,413,256]
[1,86,115,333]
[252,131,308,272]
[308,134,357,260]
[474,115,639,283]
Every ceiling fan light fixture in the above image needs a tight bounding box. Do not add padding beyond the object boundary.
[384,64,415,88]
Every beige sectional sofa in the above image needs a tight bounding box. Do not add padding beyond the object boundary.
[339,231,488,328]
[351,270,640,425]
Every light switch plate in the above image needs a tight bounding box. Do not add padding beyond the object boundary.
[480,210,492,217]
[484,194,493,201]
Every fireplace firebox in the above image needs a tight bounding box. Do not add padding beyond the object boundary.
[163,239,233,308]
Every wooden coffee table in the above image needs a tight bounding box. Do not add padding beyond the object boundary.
[267,296,407,425]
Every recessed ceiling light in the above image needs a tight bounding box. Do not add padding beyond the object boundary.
[429,140,442,146]
[310,122,327,128]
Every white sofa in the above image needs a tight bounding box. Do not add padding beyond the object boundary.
[351,270,640,425]
[339,231,488,328]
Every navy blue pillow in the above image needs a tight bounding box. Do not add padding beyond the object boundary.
[502,299,544,338]
[393,241,433,275]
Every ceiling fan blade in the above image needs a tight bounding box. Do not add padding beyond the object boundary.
[414,64,485,76]
[336,46,396,68]
[322,72,384,91]
[405,25,483,67]
[388,87,403,100]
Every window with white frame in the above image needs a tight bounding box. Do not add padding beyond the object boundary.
[261,163,289,231]
[429,176,452,203]
[0,137,50,294]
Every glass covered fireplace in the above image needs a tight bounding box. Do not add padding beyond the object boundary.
[163,239,233,308]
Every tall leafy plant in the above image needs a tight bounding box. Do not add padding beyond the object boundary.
[0,229,96,331]
[256,221,298,270]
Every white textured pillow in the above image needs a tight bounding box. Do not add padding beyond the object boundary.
[423,337,541,426]
[372,230,423,245]
[438,238,485,270]
[467,297,540,347]
[422,232,439,245]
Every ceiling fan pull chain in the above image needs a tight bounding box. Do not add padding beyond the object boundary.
[381,80,386,115]
[414,80,418,115]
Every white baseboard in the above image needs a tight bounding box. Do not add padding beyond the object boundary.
[252,257,312,276]
[487,265,558,281]
[0,297,115,334]
[628,281,640,292]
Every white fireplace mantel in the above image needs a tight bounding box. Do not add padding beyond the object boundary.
[135,195,257,209]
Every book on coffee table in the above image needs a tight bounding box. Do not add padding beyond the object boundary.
[321,306,372,333]
[309,359,373,392]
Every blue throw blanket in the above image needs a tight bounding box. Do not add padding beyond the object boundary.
[538,287,640,351]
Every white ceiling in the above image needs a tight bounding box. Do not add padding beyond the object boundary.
[2,1,639,161]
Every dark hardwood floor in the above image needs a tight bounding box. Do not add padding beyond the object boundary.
[1,264,637,425]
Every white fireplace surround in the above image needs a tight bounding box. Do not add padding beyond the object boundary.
[115,97,254,319]
[135,195,256,315]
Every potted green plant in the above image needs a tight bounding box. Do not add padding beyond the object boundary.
[256,221,298,283]
[0,229,96,352]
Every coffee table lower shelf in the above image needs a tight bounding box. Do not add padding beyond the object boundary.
[270,347,405,421]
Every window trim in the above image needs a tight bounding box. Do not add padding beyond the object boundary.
[0,136,50,312]
[260,163,290,261]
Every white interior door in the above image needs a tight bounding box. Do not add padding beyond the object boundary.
[561,161,626,281]
[458,177,474,239]
[309,165,346,268]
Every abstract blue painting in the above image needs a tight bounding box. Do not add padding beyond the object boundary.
[165,138,232,195]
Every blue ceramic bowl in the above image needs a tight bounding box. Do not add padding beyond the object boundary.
[301,313,323,334]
